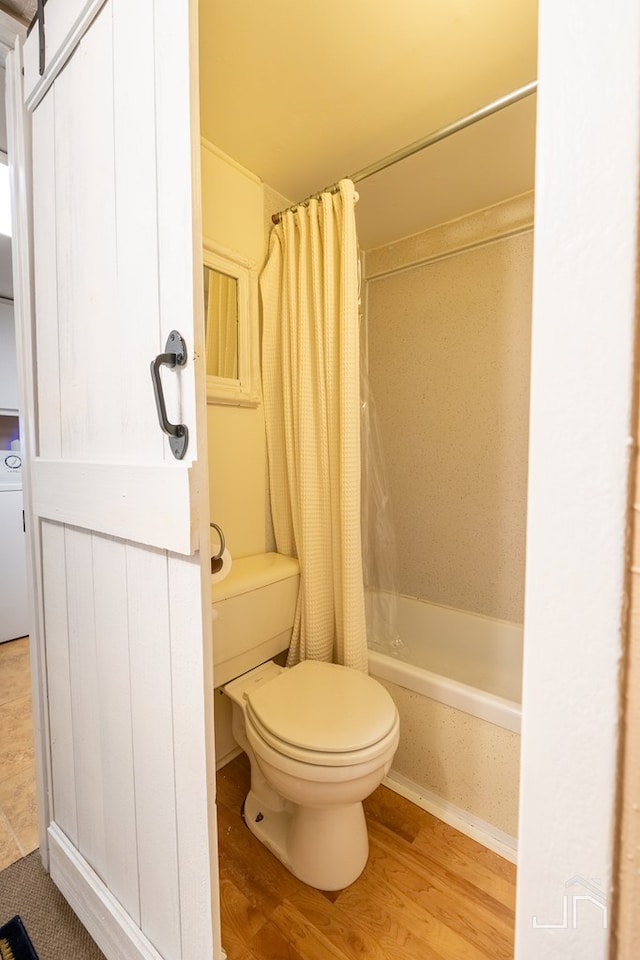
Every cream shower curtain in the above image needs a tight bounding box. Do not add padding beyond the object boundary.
[260,179,368,672]
[206,270,238,379]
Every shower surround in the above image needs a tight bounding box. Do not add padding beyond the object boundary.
[363,193,534,850]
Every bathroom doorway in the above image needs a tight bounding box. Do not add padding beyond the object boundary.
[199,1,535,956]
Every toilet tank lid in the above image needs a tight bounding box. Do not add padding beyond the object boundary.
[246,660,398,753]
[213,552,299,602]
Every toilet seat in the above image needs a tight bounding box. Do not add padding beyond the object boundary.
[246,707,400,768]
[244,660,399,768]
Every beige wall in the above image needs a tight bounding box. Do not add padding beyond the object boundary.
[364,194,533,622]
[201,139,267,558]
[199,142,290,561]
[201,144,290,754]
[261,184,292,553]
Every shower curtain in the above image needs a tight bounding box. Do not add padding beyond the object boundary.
[206,270,238,379]
[260,179,368,672]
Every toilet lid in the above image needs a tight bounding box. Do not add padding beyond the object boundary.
[245,660,397,753]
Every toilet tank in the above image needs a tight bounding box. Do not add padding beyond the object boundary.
[212,552,300,687]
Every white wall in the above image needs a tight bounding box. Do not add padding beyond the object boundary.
[515,0,640,955]
[0,301,18,410]
[0,69,12,300]
[0,67,7,156]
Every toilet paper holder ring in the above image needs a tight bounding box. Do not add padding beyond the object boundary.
[210,522,226,564]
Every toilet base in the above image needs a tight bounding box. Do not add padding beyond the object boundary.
[243,788,369,891]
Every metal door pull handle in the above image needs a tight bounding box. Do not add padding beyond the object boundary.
[150,330,189,460]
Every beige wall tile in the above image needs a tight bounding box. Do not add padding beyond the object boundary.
[380,679,520,836]
[0,695,34,785]
[365,191,534,279]
[0,810,22,870]
[0,637,29,662]
[0,638,31,707]
[0,763,37,856]
[365,203,532,621]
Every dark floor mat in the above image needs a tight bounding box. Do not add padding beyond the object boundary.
[0,852,105,960]
[0,915,39,960]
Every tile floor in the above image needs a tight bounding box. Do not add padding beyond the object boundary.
[0,636,38,869]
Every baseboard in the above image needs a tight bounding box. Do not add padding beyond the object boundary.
[216,745,243,770]
[48,824,167,960]
[383,770,518,864]
[215,751,517,862]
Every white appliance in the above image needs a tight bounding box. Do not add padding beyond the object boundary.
[0,298,29,644]
[0,447,29,643]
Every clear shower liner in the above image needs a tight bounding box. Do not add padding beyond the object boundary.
[360,344,405,657]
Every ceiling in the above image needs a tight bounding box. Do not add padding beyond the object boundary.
[1,1,539,249]
[199,0,538,249]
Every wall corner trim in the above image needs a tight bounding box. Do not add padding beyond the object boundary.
[200,137,263,186]
[365,190,534,280]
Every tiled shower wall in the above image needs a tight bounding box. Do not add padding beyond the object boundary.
[364,193,534,623]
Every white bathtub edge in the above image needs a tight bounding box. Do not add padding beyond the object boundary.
[383,769,518,864]
[369,649,522,734]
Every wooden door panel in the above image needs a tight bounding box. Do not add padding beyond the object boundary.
[24,0,109,106]
[29,0,199,555]
[64,524,106,876]
[112,0,166,463]
[127,542,183,956]
[30,459,195,553]
[53,14,121,461]
[41,520,77,841]
[40,518,209,957]
[32,5,180,465]
[16,0,220,956]
[92,532,139,918]
[32,93,61,459]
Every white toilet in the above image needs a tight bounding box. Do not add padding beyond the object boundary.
[213,553,400,891]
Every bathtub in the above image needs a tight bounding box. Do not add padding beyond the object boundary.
[368,596,522,733]
[367,595,522,859]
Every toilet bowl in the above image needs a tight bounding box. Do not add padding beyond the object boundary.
[224,658,400,891]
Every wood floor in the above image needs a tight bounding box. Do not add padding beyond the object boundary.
[0,637,38,870]
[216,754,516,960]
[1,639,516,958]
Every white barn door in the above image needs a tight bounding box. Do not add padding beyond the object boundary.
[13,2,221,959]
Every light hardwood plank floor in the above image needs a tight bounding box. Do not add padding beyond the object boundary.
[0,637,38,870]
[2,638,517,958]
[217,753,516,960]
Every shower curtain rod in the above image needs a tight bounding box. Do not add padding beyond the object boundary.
[272,80,537,224]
